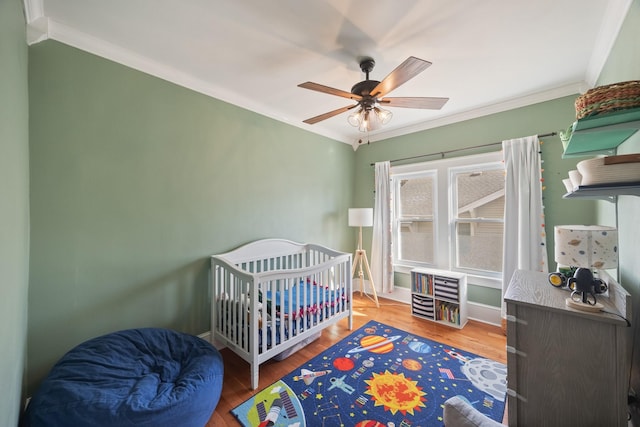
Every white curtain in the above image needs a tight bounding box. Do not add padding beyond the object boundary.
[501,135,548,316]
[372,161,393,293]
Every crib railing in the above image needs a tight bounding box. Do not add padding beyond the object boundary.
[211,239,352,389]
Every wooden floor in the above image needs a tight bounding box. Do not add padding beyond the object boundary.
[206,294,507,426]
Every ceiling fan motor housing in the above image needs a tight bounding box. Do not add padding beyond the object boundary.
[351,80,380,109]
[352,57,380,107]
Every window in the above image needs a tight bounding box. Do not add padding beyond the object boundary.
[395,172,436,264]
[391,152,504,284]
[450,166,504,274]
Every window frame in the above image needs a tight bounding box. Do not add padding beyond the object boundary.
[448,161,505,279]
[391,151,504,289]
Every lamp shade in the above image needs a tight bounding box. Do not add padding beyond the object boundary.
[348,208,373,227]
[554,225,618,269]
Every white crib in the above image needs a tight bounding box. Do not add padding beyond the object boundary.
[210,238,353,389]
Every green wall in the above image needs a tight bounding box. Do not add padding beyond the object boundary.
[27,40,355,394]
[0,0,30,424]
[594,0,640,415]
[353,97,597,307]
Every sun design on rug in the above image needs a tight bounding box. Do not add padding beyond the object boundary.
[364,370,427,415]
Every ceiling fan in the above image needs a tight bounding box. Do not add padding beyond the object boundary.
[298,56,449,133]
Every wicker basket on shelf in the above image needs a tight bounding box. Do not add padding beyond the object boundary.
[575,80,640,119]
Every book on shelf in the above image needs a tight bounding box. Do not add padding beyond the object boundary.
[436,301,460,325]
[411,272,434,295]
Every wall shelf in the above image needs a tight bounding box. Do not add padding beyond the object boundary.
[563,181,640,202]
[561,108,640,201]
[562,108,640,158]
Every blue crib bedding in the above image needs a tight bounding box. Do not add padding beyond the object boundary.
[218,279,348,354]
[261,279,344,318]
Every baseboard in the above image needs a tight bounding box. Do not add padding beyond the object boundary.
[378,285,412,303]
[202,287,503,351]
[197,331,211,342]
[467,302,502,327]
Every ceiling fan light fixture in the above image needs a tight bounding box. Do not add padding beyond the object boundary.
[374,106,393,125]
[348,107,364,127]
[348,105,393,132]
[358,110,370,132]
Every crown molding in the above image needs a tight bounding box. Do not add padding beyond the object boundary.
[26,17,48,45]
[28,0,631,147]
[23,0,48,45]
[42,18,347,144]
[367,82,585,143]
[31,18,590,148]
[585,0,633,87]
[22,0,43,23]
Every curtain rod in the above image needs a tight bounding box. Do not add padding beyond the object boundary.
[370,131,558,166]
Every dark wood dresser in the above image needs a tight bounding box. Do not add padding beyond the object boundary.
[504,269,631,426]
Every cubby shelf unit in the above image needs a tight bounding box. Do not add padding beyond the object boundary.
[410,268,467,329]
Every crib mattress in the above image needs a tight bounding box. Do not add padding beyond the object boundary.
[262,280,344,318]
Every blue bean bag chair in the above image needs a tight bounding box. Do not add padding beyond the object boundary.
[23,328,224,427]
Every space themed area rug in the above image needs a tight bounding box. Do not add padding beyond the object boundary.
[231,320,507,427]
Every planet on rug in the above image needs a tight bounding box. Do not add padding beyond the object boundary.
[347,334,401,354]
[232,320,507,427]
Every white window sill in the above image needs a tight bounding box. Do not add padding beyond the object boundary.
[393,264,502,289]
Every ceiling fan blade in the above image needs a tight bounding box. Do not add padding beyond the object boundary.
[380,97,449,109]
[303,104,358,125]
[370,56,432,98]
[298,82,362,101]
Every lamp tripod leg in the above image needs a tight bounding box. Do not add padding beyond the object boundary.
[351,249,379,308]
[360,250,379,307]
[351,251,364,296]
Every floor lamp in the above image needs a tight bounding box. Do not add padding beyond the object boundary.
[348,208,379,307]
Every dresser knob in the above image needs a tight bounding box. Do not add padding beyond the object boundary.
[506,345,527,357]
[507,388,528,402]
[505,314,528,325]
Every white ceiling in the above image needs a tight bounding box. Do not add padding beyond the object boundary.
[23,0,632,149]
